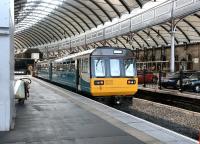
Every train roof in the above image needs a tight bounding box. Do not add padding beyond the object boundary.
[55,49,95,62]
[54,47,134,62]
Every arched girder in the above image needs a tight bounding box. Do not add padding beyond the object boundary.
[166,23,190,43]
[115,37,126,48]
[108,39,117,45]
[15,34,36,47]
[14,35,33,48]
[123,34,142,48]
[62,1,98,27]
[77,46,85,52]
[104,0,121,18]
[121,35,141,48]
[119,0,131,13]
[14,40,21,48]
[96,42,103,47]
[90,0,112,21]
[16,32,39,47]
[110,39,119,47]
[24,10,74,36]
[79,46,86,51]
[160,25,179,44]
[58,4,91,30]
[92,43,100,48]
[73,0,104,24]
[51,8,84,33]
[18,22,60,43]
[150,28,168,45]
[135,0,143,8]
[22,28,47,44]
[18,29,45,45]
[44,13,72,37]
[142,30,158,46]
[107,41,113,47]
[132,37,142,48]
[19,17,62,41]
[25,27,49,44]
[14,40,24,49]
[26,24,52,43]
[183,18,200,37]
[100,41,112,47]
[23,8,75,36]
[14,38,26,49]
[136,33,150,47]
[18,13,70,38]
[120,36,134,50]
[15,1,89,32]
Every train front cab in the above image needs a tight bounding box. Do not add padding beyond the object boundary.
[89,48,138,97]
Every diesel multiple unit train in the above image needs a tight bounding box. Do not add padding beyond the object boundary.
[36,47,138,101]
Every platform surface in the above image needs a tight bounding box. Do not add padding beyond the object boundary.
[0,77,145,144]
[0,76,198,144]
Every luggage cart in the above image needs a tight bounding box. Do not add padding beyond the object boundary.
[14,78,31,104]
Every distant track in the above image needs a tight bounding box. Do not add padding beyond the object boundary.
[134,90,200,112]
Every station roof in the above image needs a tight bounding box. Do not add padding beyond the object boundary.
[14,0,150,46]
[14,0,200,53]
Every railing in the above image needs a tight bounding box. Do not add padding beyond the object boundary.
[138,69,200,95]
[136,60,194,72]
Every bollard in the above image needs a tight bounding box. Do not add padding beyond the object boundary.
[179,70,183,92]
[159,70,162,90]
[143,69,146,87]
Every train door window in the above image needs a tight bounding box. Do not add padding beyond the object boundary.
[124,59,136,77]
[70,61,75,72]
[66,61,70,72]
[52,63,55,71]
[78,59,82,73]
[110,59,120,77]
[63,62,67,71]
[94,59,105,77]
[82,58,89,73]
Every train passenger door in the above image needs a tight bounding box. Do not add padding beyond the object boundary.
[49,62,52,81]
[76,59,81,91]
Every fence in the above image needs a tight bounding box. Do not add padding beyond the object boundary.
[138,69,200,94]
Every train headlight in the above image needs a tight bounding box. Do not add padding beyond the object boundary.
[127,80,136,85]
[94,80,104,85]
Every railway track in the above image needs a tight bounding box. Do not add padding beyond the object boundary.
[105,92,200,140]
[134,90,200,112]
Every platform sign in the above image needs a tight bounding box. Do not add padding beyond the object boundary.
[31,53,39,60]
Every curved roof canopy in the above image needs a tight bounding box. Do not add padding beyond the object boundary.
[14,0,200,54]
[14,0,150,48]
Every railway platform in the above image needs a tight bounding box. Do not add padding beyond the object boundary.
[0,76,198,144]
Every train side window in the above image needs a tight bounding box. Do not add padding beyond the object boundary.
[124,59,136,77]
[82,58,89,73]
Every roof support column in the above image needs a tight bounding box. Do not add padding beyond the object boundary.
[170,1,175,73]
[0,0,15,131]
[170,18,175,73]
